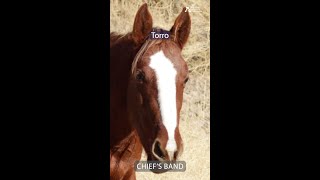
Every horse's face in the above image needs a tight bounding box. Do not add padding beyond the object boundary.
[127,4,191,163]
[129,41,189,162]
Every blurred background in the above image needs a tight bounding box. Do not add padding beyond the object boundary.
[111,0,210,179]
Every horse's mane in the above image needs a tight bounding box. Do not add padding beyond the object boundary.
[131,27,172,74]
[131,39,160,74]
[110,28,171,74]
[110,32,129,46]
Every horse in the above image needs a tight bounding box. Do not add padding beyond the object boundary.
[110,3,191,179]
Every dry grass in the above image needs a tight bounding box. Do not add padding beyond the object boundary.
[111,0,210,179]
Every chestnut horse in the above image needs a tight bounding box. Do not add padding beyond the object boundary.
[110,3,191,179]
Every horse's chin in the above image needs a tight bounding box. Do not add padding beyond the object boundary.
[146,154,170,174]
[150,168,169,174]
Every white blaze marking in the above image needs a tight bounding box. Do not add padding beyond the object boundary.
[149,50,177,159]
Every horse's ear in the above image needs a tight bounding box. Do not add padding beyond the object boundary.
[170,7,191,48]
[132,3,153,44]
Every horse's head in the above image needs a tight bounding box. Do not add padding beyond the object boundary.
[127,4,191,163]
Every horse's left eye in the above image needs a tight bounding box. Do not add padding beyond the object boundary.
[136,71,145,82]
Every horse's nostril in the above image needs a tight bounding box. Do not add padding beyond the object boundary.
[153,141,165,159]
[174,151,178,159]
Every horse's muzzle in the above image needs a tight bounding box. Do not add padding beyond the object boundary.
[151,139,179,161]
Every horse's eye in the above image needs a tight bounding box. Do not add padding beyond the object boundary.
[184,77,189,84]
[136,71,145,82]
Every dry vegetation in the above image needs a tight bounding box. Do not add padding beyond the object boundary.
[111,0,210,179]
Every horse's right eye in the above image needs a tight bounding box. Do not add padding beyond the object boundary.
[136,71,145,82]
[184,77,189,84]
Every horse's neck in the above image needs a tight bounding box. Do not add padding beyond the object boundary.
[110,130,139,156]
[110,35,143,178]
[110,35,139,148]
[110,130,142,179]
